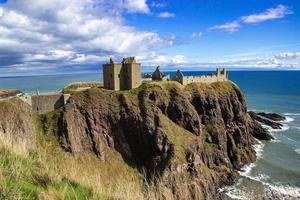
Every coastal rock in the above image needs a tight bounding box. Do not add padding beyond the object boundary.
[257,112,286,122]
[248,111,283,129]
[45,81,272,199]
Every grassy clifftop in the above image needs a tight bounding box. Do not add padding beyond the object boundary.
[0,81,270,200]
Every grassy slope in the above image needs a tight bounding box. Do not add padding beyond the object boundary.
[0,81,238,200]
[0,100,144,200]
[62,82,103,94]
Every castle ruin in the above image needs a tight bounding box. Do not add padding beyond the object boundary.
[174,68,228,85]
[103,57,141,90]
[150,66,170,81]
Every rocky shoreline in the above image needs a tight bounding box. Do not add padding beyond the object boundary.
[248,111,286,130]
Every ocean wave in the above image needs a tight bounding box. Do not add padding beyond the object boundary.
[238,141,264,178]
[253,141,265,159]
[283,113,300,116]
[239,173,300,198]
[261,123,290,132]
[295,149,300,155]
[270,138,280,143]
[285,136,300,145]
[266,183,300,198]
[239,163,256,177]
[281,116,294,123]
[222,187,248,200]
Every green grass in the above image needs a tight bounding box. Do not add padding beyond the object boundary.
[0,147,96,200]
[159,114,198,164]
[62,82,103,94]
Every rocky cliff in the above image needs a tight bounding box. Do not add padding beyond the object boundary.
[0,99,37,149]
[43,81,271,199]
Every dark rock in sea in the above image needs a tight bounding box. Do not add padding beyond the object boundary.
[248,111,283,129]
[257,112,286,122]
[248,118,274,140]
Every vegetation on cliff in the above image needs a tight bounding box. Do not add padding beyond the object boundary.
[0,89,22,98]
[0,81,272,199]
[62,82,103,94]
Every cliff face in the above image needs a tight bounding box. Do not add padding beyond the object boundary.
[45,81,271,199]
[0,99,37,149]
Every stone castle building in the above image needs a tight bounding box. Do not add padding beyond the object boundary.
[174,68,228,85]
[151,66,170,81]
[103,57,142,90]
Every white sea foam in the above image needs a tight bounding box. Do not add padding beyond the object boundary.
[266,183,300,198]
[270,138,280,143]
[295,149,300,155]
[261,123,290,132]
[281,116,294,123]
[253,140,264,159]
[274,124,290,132]
[238,141,264,178]
[239,163,256,177]
[239,173,300,198]
[283,113,300,116]
[223,187,248,200]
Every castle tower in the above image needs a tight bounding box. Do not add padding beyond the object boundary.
[102,57,141,90]
[216,68,220,77]
[120,57,141,90]
[103,58,122,90]
[222,68,228,79]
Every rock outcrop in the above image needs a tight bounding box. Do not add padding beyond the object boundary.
[248,111,284,130]
[257,112,286,122]
[43,81,272,199]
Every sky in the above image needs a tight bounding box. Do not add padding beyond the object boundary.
[0,0,300,76]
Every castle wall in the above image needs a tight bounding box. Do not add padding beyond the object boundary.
[30,94,70,114]
[119,63,141,90]
[103,64,122,90]
[177,71,228,85]
[129,63,142,89]
[18,96,32,106]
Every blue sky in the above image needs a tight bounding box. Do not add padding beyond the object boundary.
[0,0,299,75]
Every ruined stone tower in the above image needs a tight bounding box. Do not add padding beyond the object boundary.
[103,57,141,90]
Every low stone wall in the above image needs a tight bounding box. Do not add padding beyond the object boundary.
[19,93,70,114]
[180,74,227,85]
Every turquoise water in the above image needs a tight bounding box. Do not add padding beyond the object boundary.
[1,71,300,198]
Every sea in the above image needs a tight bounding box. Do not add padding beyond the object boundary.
[0,71,300,199]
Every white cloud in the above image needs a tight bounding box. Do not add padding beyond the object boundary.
[186,51,300,69]
[139,53,188,66]
[241,5,292,24]
[0,0,176,74]
[209,5,292,33]
[275,52,300,60]
[192,32,203,38]
[157,12,175,18]
[209,21,240,32]
[124,0,150,13]
[151,2,167,8]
